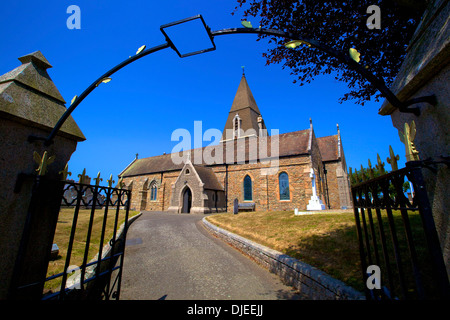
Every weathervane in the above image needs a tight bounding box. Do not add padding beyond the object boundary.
[241,65,245,76]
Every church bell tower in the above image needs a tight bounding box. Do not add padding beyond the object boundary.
[220,73,267,142]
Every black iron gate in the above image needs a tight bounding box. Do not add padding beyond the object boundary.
[10,168,132,300]
[352,160,449,300]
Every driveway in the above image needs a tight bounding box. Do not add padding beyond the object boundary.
[120,211,303,300]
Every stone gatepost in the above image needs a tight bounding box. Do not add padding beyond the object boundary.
[0,51,85,299]
[378,0,450,277]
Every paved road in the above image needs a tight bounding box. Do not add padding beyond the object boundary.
[120,211,303,300]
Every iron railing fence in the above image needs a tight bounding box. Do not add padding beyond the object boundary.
[10,173,131,300]
[352,161,449,300]
[43,179,131,300]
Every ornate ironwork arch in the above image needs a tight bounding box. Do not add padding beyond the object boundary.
[32,14,435,146]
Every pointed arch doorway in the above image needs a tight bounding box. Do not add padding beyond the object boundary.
[181,187,192,213]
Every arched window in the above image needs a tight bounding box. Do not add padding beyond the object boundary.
[279,172,290,200]
[243,175,252,201]
[150,183,158,201]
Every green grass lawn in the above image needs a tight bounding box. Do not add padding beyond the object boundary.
[206,209,430,294]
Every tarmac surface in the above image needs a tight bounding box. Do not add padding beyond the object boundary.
[120,211,304,300]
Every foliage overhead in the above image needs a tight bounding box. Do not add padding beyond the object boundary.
[233,0,428,105]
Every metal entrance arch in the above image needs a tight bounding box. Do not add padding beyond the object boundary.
[15,14,442,300]
[28,14,437,147]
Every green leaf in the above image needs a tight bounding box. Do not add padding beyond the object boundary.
[95,77,112,87]
[101,77,112,84]
[349,48,361,63]
[241,20,252,28]
[136,45,146,55]
[284,40,310,49]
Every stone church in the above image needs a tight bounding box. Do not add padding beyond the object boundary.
[119,74,352,213]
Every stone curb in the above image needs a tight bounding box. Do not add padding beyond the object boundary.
[202,217,365,300]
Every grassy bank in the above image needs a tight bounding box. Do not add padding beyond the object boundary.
[206,210,363,290]
[206,209,428,294]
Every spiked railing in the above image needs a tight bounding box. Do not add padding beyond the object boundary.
[11,151,132,300]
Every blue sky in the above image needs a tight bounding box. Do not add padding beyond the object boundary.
[0,0,407,181]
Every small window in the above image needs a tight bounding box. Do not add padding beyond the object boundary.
[150,184,158,201]
[185,169,190,175]
[279,172,290,200]
[233,114,241,139]
[243,175,253,201]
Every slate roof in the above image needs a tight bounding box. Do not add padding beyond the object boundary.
[193,165,224,191]
[121,129,312,177]
[229,74,261,114]
[316,135,340,162]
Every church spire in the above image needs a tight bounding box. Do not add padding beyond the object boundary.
[221,73,267,141]
[229,73,261,114]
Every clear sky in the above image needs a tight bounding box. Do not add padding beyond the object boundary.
[0,0,408,181]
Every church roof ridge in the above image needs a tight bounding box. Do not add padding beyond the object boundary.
[120,128,317,177]
[316,133,338,139]
[133,128,312,161]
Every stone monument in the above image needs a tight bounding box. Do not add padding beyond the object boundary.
[306,168,326,211]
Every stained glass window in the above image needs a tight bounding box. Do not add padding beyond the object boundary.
[243,175,252,201]
[150,184,157,201]
[279,172,290,200]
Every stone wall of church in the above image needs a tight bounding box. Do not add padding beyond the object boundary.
[121,174,159,211]
[323,161,352,209]
[204,189,227,212]
[122,154,346,213]
[211,155,319,212]
[162,172,179,211]
[323,161,340,209]
[309,133,327,206]
[122,172,176,212]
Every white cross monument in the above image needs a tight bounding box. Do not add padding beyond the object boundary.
[306,168,326,211]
